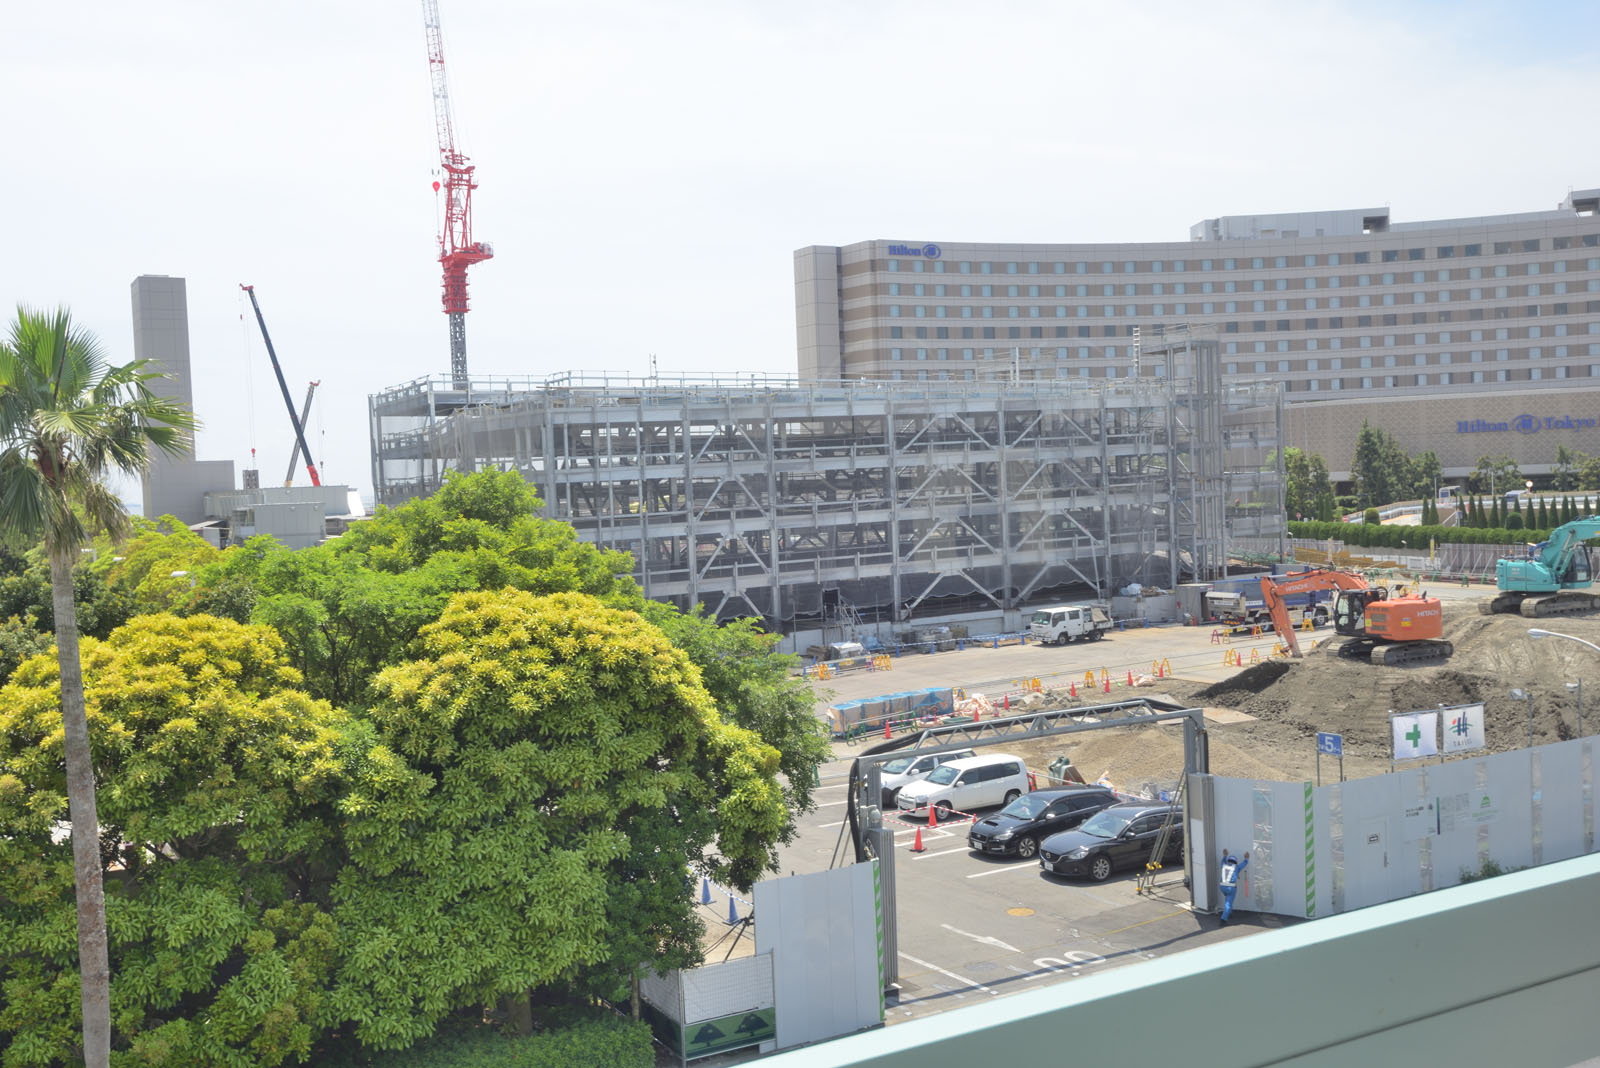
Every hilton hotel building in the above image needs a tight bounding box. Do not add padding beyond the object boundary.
[796,188,1600,481]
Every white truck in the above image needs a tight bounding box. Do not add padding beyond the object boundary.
[1028,603,1112,645]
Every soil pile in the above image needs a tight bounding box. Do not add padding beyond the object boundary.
[999,603,1600,787]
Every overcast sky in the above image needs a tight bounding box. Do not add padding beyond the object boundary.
[6,0,1597,502]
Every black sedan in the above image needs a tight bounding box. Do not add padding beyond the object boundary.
[1038,802,1183,881]
[966,785,1118,860]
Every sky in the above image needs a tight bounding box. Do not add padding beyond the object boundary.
[5,1,1598,503]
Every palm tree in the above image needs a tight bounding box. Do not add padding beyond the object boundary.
[0,306,195,1067]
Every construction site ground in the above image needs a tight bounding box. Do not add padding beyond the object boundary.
[740,579,1600,1044]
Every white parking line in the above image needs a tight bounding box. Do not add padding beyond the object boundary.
[910,848,968,860]
[814,799,851,808]
[967,864,1039,879]
[897,952,997,996]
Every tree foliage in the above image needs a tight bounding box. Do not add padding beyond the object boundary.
[326,590,785,1050]
[1349,424,1437,507]
[0,614,349,1067]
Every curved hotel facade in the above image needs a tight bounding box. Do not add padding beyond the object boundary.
[797,189,1600,480]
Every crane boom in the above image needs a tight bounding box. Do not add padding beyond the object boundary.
[283,381,320,487]
[420,0,493,389]
[239,285,321,488]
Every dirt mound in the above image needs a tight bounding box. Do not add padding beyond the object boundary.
[1008,724,1289,799]
[1169,604,1600,758]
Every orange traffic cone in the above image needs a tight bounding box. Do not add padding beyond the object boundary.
[928,805,939,829]
[1070,682,1077,698]
[1103,676,1110,694]
[1003,694,1010,711]
[1127,670,1134,687]
[883,718,892,740]
[912,827,925,853]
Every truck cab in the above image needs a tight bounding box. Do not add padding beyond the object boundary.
[1028,604,1111,645]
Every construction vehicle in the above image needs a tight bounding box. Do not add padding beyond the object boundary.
[1028,603,1113,645]
[1480,517,1600,618]
[239,285,321,488]
[1259,569,1451,667]
[1207,589,1328,632]
[282,381,319,487]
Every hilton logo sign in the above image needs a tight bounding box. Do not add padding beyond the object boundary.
[887,243,942,259]
[1457,413,1598,435]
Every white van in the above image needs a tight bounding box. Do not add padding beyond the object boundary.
[897,753,1031,819]
[879,748,976,808]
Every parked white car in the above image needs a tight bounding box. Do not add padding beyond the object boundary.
[878,748,976,808]
[896,753,1031,819]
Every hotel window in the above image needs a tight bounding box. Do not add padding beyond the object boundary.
[1054,262,1066,273]
[913,283,925,296]
[1152,261,1164,273]
[961,307,972,318]
[959,262,971,274]
[1008,306,1019,318]
[1304,255,1317,267]
[1029,306,1041,318]
[1414,353,1426,366]
[1075,262,1088,273]
[889,305,900,317]
[1465,244,1482,256]
[1438,246,1454,258]
[915,306,925,318]
[1124,261,1136,273]
[1006,263,1018,274]
[981,262,993,274]
[1174,260,1187,271]
[1251,257,1265,269]
[1382,250,1399,263]
[1056,306,1067,317]
[982,307,993,319]
[1223,258,1236,269]
[1007,285,1019,297]
[1408,248,1424,260]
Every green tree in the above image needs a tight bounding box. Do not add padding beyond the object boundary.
[0,612,52,685]
[1553,447,1584,491]
[1351,422,1395,507]
[92,515,219,615]
[1276,447,1336,521]
[1468,454,1522,496]
[327,590,787,1050]
[644,604,830,821]
[0,614,350,1067]
[0,307,194,1066]
[1407,450,1442,502]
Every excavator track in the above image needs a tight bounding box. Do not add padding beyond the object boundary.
[1371,640,1454,668]
[1335,637,1453,667]
[1519,593,1600,618]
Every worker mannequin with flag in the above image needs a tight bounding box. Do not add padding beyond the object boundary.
[1218,848,1249,924]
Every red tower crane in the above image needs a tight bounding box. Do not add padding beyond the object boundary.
[421,0,493,388]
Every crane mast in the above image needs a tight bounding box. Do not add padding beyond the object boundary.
[421,0,493,389]
[239,285,321,488]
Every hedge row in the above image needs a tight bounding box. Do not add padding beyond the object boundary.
[325,1017,655,1068]
[1288,520,1553,548]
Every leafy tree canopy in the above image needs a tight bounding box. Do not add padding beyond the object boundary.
[327,590,785,1050]
[0,613,350,1067]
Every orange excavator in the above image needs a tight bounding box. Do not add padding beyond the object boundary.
[1259,568,1452,667]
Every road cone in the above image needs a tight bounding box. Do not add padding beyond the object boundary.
[700,877,712,905]
[1103,676,1111,694]
[727,896,739,924]
[1070,682,1077,698]
[928,805,939,829]
[883,718,892,740]
[1003,694,1010,711]
[1127,670,1134,687]
[912,827,926,853]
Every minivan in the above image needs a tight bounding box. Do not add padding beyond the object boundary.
[897,753,1030,819]
[879,748,977,808]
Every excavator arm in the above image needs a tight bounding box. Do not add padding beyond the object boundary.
[1258,569,1371,658]
[1540,519,1600,583]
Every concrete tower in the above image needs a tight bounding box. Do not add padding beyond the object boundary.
[132,275,234,523]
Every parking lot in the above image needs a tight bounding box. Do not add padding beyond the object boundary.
[784,763,1287,1022]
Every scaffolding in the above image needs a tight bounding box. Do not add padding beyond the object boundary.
[369,345,1283,632]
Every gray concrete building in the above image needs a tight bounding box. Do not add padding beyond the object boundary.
[131,275,234,523]
[797,189,1600,480]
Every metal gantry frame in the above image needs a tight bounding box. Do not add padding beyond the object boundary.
[369,366,1284,632]
[846,698,1211,989]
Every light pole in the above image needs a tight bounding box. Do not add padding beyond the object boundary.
[1509,688,1535,749]
[1529,628,1593,738]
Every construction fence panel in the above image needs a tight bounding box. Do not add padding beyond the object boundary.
[754,860,883,1051]
[1207,735,1599,919]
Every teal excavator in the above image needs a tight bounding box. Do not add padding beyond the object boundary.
[1480,517,1600,618]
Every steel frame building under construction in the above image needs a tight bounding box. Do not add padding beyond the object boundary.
[369,336,1284,634]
